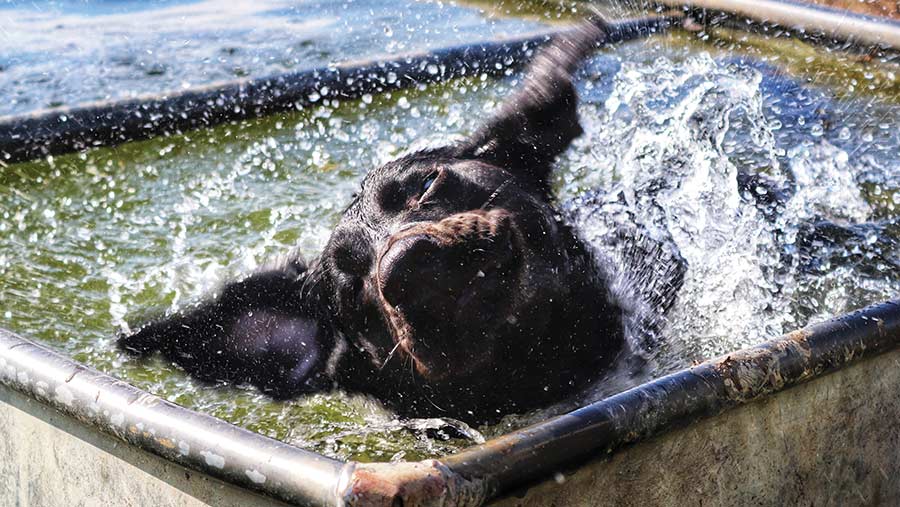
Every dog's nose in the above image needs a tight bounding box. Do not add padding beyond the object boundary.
[377,210,514,311]
[378,233,444,308]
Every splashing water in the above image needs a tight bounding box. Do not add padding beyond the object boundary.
[566,53,898,383]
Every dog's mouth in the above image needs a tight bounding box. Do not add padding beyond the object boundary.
[375,209,520,380]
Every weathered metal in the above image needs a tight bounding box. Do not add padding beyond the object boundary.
[658,0,900,50]
[442,300,900,502]
[3,300,900,506]
[1,386,293,507]
[487,338,900,506]
[0,328,343,507]
[0,16,677,165]
[337,460,487,507]
[4,4,900,505]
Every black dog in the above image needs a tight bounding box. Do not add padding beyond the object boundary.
[119,19,643,424]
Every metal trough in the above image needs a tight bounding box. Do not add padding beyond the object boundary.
[3,300,900,506]
[6,0,900,165]
[5,3,900,506]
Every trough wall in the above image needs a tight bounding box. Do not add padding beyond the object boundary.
[491,345,900,506]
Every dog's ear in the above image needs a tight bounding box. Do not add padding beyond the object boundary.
[457,18,608,187]
[117,256,336,398]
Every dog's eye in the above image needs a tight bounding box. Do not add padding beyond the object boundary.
[418,170,445,205]
[421,172,438,194]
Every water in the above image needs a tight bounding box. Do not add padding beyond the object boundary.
[0,0,547,116]
[566,51,899,380]
[1,1,899,460]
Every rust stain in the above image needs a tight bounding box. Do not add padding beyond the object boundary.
[711,329,815,402]
[156,437,176,450]
[341,460,487,507]
[875,317,886,337]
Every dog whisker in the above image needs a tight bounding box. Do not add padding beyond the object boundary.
[379,339,404,371]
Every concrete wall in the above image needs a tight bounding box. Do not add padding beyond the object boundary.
[491,346,900,507]
[0,385,291,507]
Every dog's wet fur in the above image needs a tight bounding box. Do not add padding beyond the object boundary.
[119,20,628,424]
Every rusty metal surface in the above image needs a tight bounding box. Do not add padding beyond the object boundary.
[337,460,488,507]
[2,297,900,506]
[0,16,677,165]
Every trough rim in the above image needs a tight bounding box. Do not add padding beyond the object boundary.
[0,15,677,166]
[3,299,900,506]
[5,0,900,165]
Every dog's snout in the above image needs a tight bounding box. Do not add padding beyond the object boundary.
[377,209,514,310]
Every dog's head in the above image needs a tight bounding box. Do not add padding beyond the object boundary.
[303,23,624,412]
[118,21,626,421]
[321,148,585,382]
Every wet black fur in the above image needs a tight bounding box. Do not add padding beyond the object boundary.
[119,19,630,424]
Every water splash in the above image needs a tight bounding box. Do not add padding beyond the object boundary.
[567,53,897,384]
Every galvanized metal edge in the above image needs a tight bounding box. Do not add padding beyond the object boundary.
[659,0,900,49]
[3,301,899,506]
[0,16,677,166]
[433,299,900,504]
[0,328,344,507]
